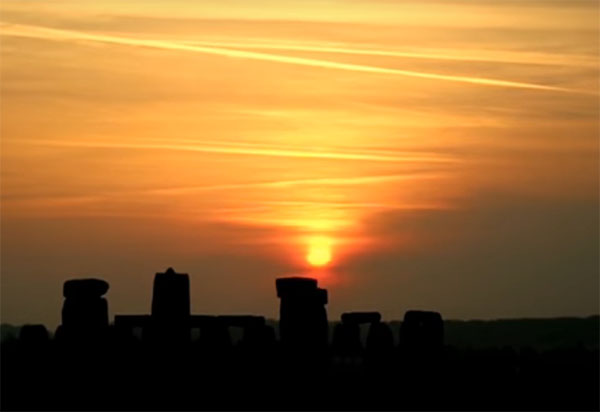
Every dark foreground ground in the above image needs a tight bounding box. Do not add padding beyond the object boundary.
[2,317,598,411]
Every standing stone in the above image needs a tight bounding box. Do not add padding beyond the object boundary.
[399,311,444,381]
[59,278,109,342]
[400,310,444,350]
[276,277,328,352]
[335,312,384,355]
[151,267,190,320]
[149,267,191,344]
[62,298,108,328]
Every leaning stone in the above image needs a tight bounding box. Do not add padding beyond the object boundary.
[342,312,381,324]
[63,278,109,299]
[19,324,49,343]
[218,315,265,327]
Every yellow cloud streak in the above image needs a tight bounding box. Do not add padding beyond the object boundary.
[15,138,456,163]
[1,23,589,94]
[145,173,450,195]
[131,137,451,164]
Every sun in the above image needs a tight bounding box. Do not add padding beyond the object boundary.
[306,236,332,267]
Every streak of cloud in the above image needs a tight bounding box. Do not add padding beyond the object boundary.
[136,137,451,162]
[1,172,450,205]
[14,138,456,163]
[248,200,449,210]
[0,23,589,94]
[145,172,451,195]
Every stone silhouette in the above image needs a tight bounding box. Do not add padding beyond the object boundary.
[18,324,49,345]
[333,312,380,355]
[218,315,274,348]
[151,267,190,320]
[333,312,393,356]
[276,277,328,352]
[148,267,191,344]
[2,268,598,411]
[400,310,444,350]
[56,278,109,342]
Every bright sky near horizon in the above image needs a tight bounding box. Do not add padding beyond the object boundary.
[1,0,598,328]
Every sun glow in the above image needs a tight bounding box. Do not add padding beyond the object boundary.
[306,236,333,267]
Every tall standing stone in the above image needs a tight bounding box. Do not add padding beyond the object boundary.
[149,267,190,344]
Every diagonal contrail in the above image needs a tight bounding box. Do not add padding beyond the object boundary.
[1,23,590,94]
[186,40,598,68]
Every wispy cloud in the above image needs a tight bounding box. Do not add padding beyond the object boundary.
[131,137,455,163]
[1,172,452,217]
[15,138,456,163]
[145,172,451,195]
[245,200,449,210]
[1,23,590,94]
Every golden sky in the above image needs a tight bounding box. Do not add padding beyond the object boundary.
[1,0,598,327]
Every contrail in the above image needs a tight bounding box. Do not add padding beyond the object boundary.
[187,40,598,68]
[0,23,588,94]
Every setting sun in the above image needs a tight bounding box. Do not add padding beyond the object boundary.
[306,236,332,267]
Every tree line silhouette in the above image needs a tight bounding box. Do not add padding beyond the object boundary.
[1,267,598,410]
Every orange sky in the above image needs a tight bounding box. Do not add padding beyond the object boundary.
[1,0,598,328]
